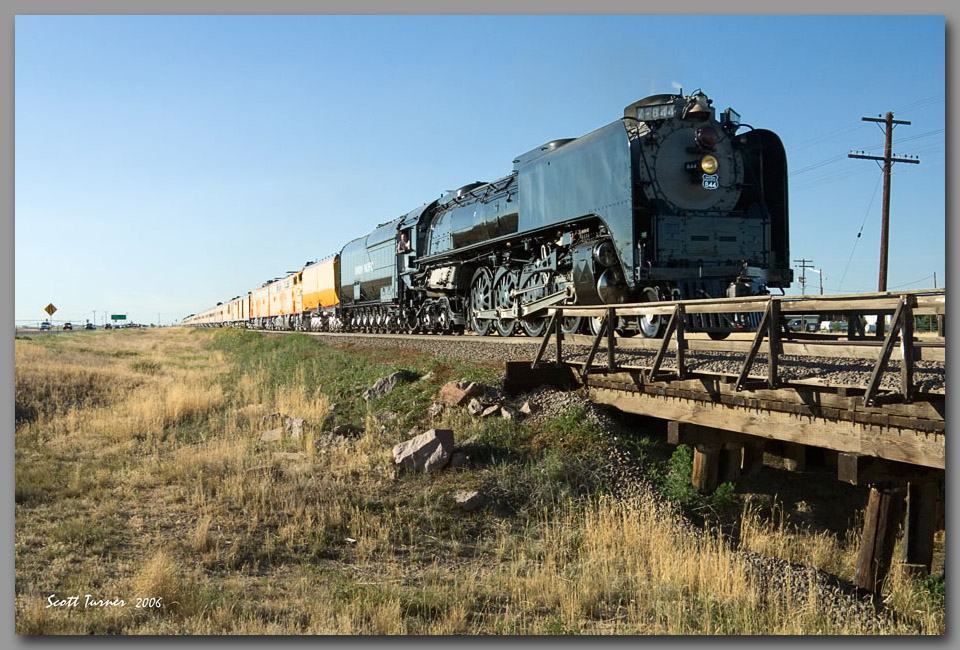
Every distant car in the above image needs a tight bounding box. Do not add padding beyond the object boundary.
[40,321,51,331]
[85,323,96,330]
[104,323,112,330]
[63,322,73,330]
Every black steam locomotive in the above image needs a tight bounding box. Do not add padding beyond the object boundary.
[337,89,791,339]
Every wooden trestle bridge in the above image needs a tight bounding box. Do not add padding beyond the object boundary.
[504,289,945,595]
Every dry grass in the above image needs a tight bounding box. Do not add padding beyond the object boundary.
[14,328,943,635]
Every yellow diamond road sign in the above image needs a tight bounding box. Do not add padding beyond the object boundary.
[45,303,57,316]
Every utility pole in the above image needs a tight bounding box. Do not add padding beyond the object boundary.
[794,258,815,295]
[848,112,920,292]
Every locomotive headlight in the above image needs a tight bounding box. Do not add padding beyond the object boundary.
[700,155,719,174]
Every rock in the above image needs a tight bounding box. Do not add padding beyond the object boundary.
[500,405,518,421]
[449,452,468,468]
[284,417,307,440]
[260,412,282,425]
[436,380,483,407]
[332,423,363,437]
[427,402,445,418]
[453,489,486,512]
[480,404,501,418]
[363,371,409,401]
[519,400,539,415]
[419,371,434,382]
[467,398,484,416]
[315,432,349,453]
[259,427,282,442]
[392,428,455,472]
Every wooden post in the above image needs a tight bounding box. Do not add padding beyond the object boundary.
[768,299,781,388]
[606,307,616,371]
[900,295,915,403]
[783,442,806,472]
[555,309,563,364]
[855,483,906,594]
[742,443,765,475]
[902,481,937,574]
[721,443,743,483]
[692,443,721,493]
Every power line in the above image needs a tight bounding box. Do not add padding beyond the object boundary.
[837,172,883,293]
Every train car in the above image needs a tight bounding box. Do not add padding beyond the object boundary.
[301,255,340,330]
[186,89,791,339]
[250,284,270,328]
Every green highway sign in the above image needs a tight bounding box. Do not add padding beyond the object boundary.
[111,314,127,321]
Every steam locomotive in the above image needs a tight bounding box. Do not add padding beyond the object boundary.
[184,90,792,339]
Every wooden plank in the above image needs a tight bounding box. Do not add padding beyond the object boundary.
[902,481,938,574]
[837,453,943,485]
[591,366,946,418]
[855,485,906,595]
[585,369,945,422]
[562,332,944,362]
[780,298,900,313]
[587,386,945,469]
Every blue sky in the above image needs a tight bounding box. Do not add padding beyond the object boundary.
[15,15,945,325]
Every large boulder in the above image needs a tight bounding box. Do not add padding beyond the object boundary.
[436,381,483,407]
[363,371,410,401]
[392,428,455,472]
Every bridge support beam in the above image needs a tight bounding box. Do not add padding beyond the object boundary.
[855,483,905,595]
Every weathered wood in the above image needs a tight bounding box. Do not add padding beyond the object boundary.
[902,481,938,573]
[675,305,686,380]
[782,442,806,472]
[579,315,608,379]
[736,300,772,392]
[855,484,906,594]
[531,313,556,369]
[648,305,681,381]
[837,453,943,486]
[560,332,944,362]
[721,444,743,483]
[864,297,906,406]
[587,385,944,469]
[667,421,754,447]
[900,296,915,403]
[742,443,766,475]
[555,311,563,364]
[692,443,721,493]
[504,360,579,395]
[587,369,945,423]
[768,299,781,388]
[606,308,615,371]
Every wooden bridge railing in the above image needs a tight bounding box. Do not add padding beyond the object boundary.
[531,289,945,407]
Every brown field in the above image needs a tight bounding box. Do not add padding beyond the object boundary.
[14,327,944,634]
